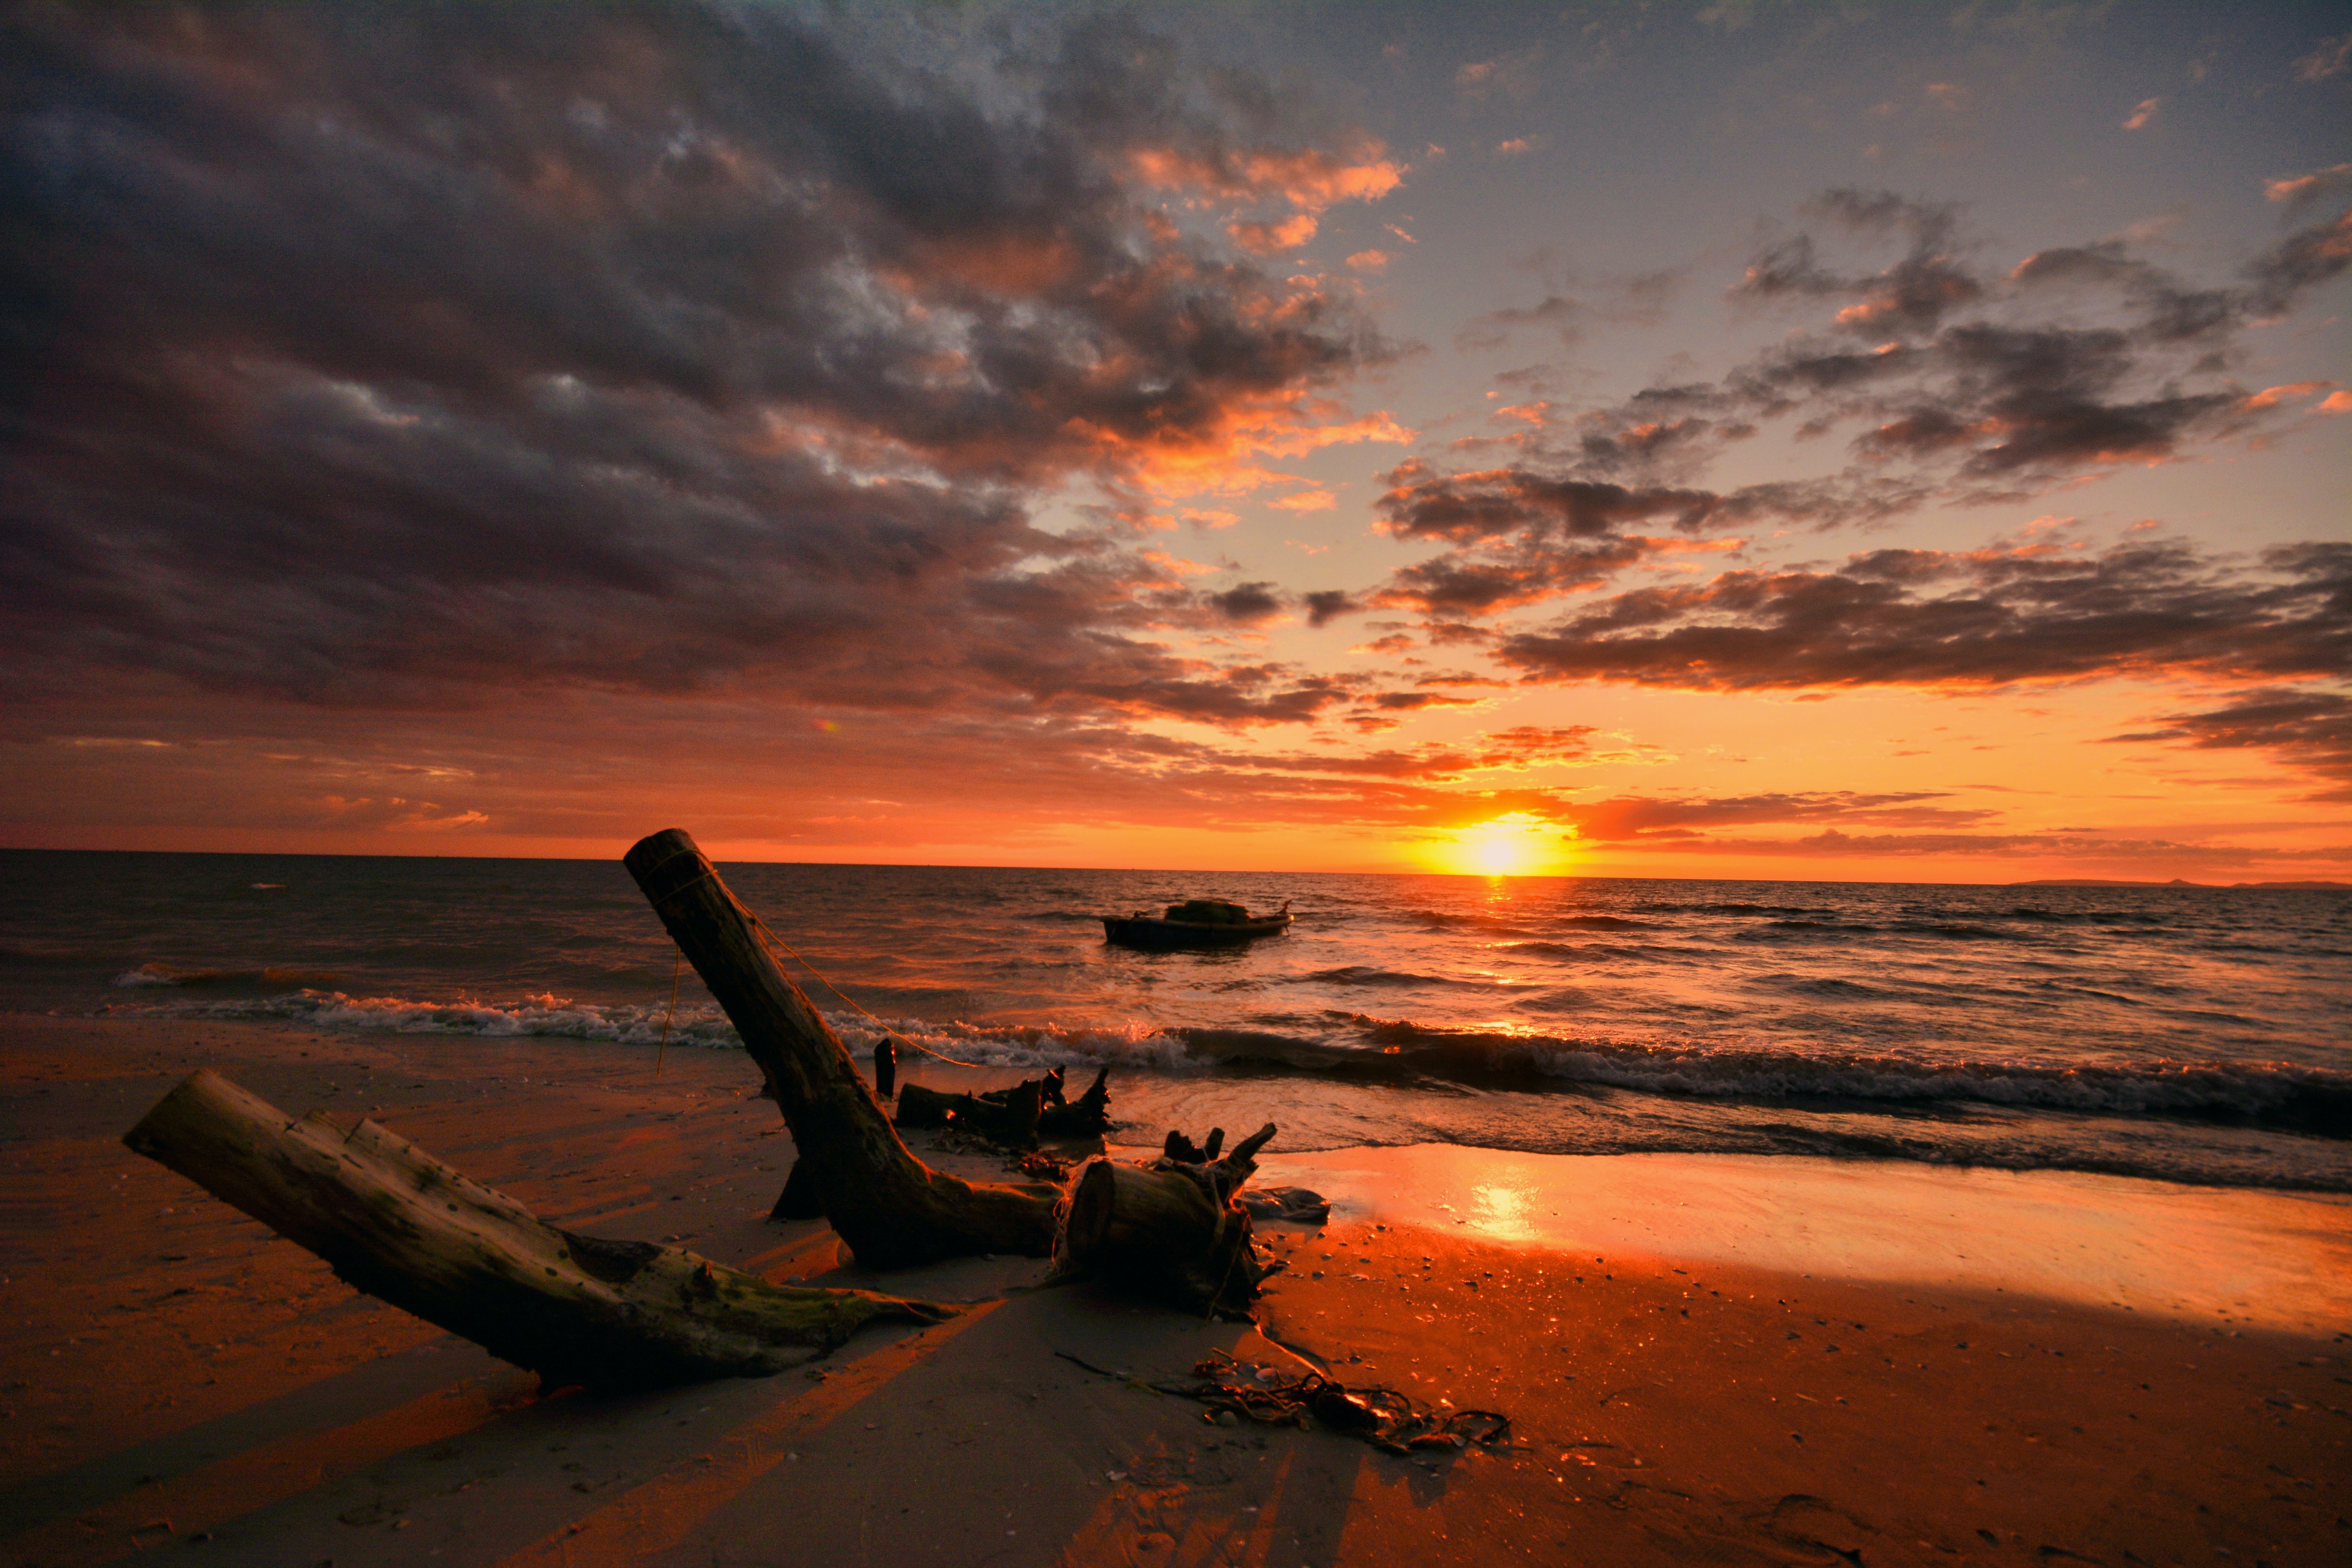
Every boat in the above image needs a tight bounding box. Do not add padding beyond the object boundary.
[1101,898,1292,949]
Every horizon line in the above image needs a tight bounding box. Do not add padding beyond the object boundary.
[0,844,2340,891]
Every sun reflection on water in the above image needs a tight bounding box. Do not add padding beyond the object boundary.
[1467,1181,1539,1242]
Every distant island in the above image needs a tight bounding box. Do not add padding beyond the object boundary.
[2011,878,2349,889]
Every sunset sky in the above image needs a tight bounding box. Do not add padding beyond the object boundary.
[4,1,2347,881]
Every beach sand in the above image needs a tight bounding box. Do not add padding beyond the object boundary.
[2,1013,2346,1566]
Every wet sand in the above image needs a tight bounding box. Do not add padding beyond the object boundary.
[2,1013,2347,1566]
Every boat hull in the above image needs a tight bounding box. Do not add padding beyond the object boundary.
[1101,913,1292,950]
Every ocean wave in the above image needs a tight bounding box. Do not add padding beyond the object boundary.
[1659,901,1828,917]
[1893,921,2027,942]
[1285,1020,2352,1134]
[114,961,345,990]
[1303,965,1495,989]
[1495,940,1669,964]
[98,983,2352,1137]
[111,986,746,1048]
[101,984,1202,1073]
[1406,909,1535,938]
[1495,941,1591,960]
[1772,976,1896,999]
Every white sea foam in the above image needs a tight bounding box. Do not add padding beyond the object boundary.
[104,985,1202,1071]
[105,983,2343,1129]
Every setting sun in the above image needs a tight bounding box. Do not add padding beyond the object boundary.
[1435,812,1562,877]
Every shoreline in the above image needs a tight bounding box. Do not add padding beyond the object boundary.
[31,996,2352,1199]
[4,1013,2347,1565]
[1249,1143,2352,1335]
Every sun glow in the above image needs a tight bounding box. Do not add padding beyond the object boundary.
[1433,812,1561,877]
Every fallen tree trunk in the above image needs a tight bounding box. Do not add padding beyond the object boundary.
[1062,1123,1278,1318]
[625,828,1057,1266]
[123,1070,955,1391]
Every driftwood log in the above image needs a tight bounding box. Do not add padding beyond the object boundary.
[895,1078,1042,1145]
[624,828,1057,1266]
[1039,1067,1112,1137]
[893,1066,1114,1147]
[1063,1122,1279,1318]
[123,1070,955,1390]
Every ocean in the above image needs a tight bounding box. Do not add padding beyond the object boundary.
[4,848,2346,1192]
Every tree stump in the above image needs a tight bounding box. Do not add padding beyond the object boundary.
[624,828,1056,1266]
[123,1070,956,1390]
[1062,1123,1278,1318]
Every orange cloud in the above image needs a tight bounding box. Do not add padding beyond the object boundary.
[1227,214,1318,254]
[1346,249,1389,271]
[2238,381,2332,411]
[2264,163,2352,204]
[1127,138,1405,212]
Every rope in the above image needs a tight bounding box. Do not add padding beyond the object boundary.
[1056,1348,1512,1455]
[654,950,682,1077]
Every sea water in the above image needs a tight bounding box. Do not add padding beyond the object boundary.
[3,849,2345,1191]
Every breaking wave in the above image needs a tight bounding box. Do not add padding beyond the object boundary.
[110,983,2350,1138]
[114,961,345,991]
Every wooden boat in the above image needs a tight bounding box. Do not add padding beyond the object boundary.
[1102,898,1292,949]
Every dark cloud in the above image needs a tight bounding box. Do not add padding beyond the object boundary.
[1455,266,1682,355]
[2244,209,2352,316]
[1455,294,1583,352]
[1734,190,1983,338]
[1497,540,2349,691]
[1370,537,1658,617]
[1658,828,2351,866]
[1204,581,1286,624]
[2007,245,2241,342]
[1570,193,2339,495]
[1376,462,1726,542]
[1361,461,1757,616]
[2108,688,2352,802]
[1302,589,1358,627]
[1559,790,1996,843]
[1341,189,2348,638]
[0,4,1394,723]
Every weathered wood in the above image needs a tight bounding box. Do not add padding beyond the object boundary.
[771,1156,824,1220]
[1163,1125,1225,1164]
[1038,1067,1111,1138]
[895,1079,1044,1146]
[123,1070,955,1390]
[624,829,1056,1266]
[1061,1122,1280,1318]
[891,1082,960,1129]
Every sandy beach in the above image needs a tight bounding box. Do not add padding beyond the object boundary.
[3,1013,2346,1567]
